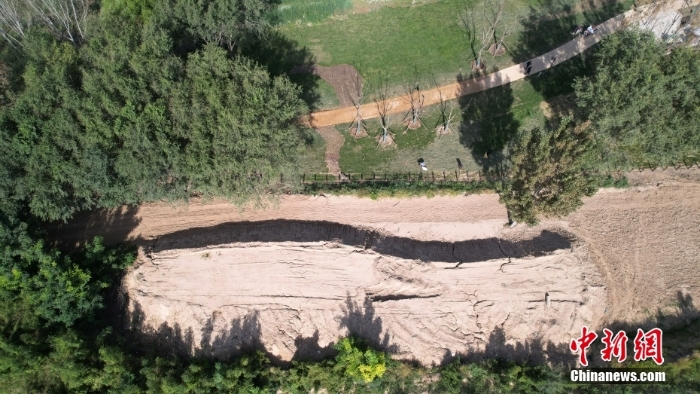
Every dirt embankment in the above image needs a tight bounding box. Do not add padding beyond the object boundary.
[127,221,604,366]
[50,170,700,366]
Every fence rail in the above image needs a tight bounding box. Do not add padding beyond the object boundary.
[292,159,700,186]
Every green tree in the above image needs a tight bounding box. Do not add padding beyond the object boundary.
[574,29,700,166]
[0,33,108,221]
[334,336,387,384]
[169,0,277,53]
[170,44,307,201]
[500,117,597,225]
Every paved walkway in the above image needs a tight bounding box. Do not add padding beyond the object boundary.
[308,0,693,128]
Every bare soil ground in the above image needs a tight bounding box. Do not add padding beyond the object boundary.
[91,171,700,366]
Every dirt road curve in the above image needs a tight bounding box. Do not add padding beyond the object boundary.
[308,0,694,127]
[50,169,697,366]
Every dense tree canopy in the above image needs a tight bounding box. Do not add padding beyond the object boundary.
[500,117,597,225]
[0,0,307,221]
[574,30,700,166]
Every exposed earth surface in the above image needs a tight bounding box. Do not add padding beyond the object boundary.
[53,168,700,366]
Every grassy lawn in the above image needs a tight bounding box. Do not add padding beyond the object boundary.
[286,0,624,175]
[333,76,548,175]
[279,0,634,100]
[298,130,328,174]
[300,46,595,175]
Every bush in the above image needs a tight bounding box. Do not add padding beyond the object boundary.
[334,337,387,384]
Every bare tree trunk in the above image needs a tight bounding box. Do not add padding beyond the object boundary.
[403,76,424,130]
[344,69,367,138]
[374,76,394,145]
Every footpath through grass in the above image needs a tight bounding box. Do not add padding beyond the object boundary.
[279,0,634,98]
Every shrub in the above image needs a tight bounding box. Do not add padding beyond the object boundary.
[334,337,387,384]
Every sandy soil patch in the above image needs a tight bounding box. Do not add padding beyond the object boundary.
[48,169,700,365]
[564,184,700,324]
[126,222,604,366]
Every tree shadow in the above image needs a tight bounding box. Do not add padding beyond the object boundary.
[44,205,142,251]
[241,30,321,111]
[337,295,399,355]
[507,0,626,116]
[510,0,626,64]
[118,276,700,392]
[440,325,575,369]
[454,71,518,171]
[586,290,700,367]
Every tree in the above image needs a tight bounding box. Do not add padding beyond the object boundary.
[458,0,517,70]
[345,68,367,138]
[574,29,700,167]
[402,74,424,130]
[373,76,394,146]
[333,337,387,384]
[0,0,88,47]
[0,33,103,221]
[169,44,307,202]
[500,117,597,225]
[435,88,469,137]
[169,0,277,53]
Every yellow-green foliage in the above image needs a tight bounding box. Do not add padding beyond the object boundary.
[334,337,387,383]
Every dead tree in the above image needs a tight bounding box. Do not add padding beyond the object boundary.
[0,0,88,47]
[458,0,515,68]
[402,75,425,130]
[459,7,491,70]
[0,0,27,47]
[436,90,470,137]
[31,0,88,44]
[374,77,394,146]
[486,0,518,56]
[344,69,367,138]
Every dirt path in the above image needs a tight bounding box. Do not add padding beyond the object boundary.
[308,0,695,127]
[315,126,345,174]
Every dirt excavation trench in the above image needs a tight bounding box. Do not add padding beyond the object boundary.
[127,221,604,365]
[81,178,699,367]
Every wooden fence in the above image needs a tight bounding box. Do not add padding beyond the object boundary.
[292,159,700,186]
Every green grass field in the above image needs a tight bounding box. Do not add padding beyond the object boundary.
[285,0,631,175]
[333,76,548,175]
[276,0,353,24]
[279,0,633,96]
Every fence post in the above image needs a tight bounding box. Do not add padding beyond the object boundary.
[478,170,481,181]
[302,174,305,183]
[443,171,446,181]
[325,173,328,183]
[280,173,283,183]
[408,171,411,181]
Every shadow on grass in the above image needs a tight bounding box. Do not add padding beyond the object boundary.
[241,30,322,111]
[457,72,519,171]
[508,0,627,116]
